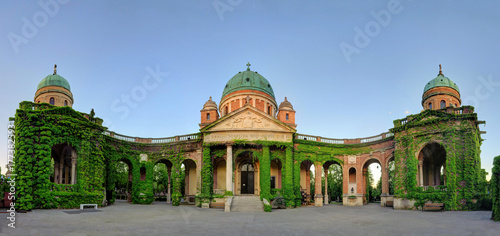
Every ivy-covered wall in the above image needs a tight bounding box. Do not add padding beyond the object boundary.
[391,107,484,210]
[492,155,500,221]
[13,101,486,212]
[14,102,106,210]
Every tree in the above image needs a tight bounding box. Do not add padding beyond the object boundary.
[388,161,395,195]
[327,165,343,202]
[153,163,169,197]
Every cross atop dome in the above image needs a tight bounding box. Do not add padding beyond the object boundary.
[246,62,251,71]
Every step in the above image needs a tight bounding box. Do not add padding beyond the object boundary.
[230,196,264,212]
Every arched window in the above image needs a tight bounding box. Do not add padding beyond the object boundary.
[455,104,458,108]
[428,103,432,109]
[440,100,446,109]
[49,97,55,105]
[206,113,210,120]
[286,113,289,120]
[225,106,228,116]
[268,106,271,115]
[64,100,68,106]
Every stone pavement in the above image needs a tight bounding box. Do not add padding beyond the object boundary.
[1,202,499,236]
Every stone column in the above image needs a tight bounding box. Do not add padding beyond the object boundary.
[54,161,60,184]
[382,167,389,194]
[65,165,69,184]
[59,155,64,184]
[314,162,323,207]
[167,168,172,204]
[429,164,434,186]
[226,145,233,193]
[324,168,328,205]
[419,163,424,186]
[71,157,77,185]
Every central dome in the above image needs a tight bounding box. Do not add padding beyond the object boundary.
[221,68,275,100]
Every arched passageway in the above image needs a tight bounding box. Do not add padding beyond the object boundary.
[115,159,133,202]
[235,151,259,195]
[51,144,77,185]
[418,143,446,187]
[323,161,343,204]
[153,160,173,203]
[182,159,197,203]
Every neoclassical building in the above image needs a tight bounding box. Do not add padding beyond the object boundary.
[11,64,485,211]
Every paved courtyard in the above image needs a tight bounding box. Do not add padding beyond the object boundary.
[1,201,499,236]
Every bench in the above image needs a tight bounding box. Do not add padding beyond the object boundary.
[80,204,98,210]
[422,202,444,212]
[385,200,393,207]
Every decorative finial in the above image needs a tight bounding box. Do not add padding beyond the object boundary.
[53,64,57,75]
[209,96,212,101]
[245,95,251,104]
[438,64,443,76]
[246,62,251,71]
[284,97,287,101]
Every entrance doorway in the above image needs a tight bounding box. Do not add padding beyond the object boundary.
[241,163,255,194]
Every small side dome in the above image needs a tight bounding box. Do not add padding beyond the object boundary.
[279,97,294,110]
[203,96,217,110]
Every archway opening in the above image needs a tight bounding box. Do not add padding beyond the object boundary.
[115,159,132,202]
[324,161,343,204]
[51,144,77,185]
[362,159,382,204]
[235,151,259,195]
[418,143,446,188]
[213,157,227,194]
[153,160,172,203]
[181,159,197,203]
[270,159,282,193]
[300,160,314,205]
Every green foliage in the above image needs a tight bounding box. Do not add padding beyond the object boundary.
[492,156,500,221]
[391,108,483,210]
[260,146,271,200]
[14,102,106,210]
[326,164,343,202]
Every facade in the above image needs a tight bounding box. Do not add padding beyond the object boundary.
[11,64,485,211]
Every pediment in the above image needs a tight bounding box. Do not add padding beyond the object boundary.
[201,105,295,143]
[203,105,295,133]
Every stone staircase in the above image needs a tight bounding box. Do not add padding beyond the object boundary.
[230,195,264,212]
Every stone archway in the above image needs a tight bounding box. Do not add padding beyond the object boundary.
[417,142,446,187]
[235,151,260,196]
[51,144,77,185]
[154,159,173,203]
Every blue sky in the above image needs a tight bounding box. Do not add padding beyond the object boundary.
[1,1,499,181]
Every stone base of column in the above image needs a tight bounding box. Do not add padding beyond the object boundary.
[314,194,323,207]
[343,194,363,206]
[324,194,329,205]
[380,194,393,207]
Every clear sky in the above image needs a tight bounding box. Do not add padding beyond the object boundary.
[1,1,499,182]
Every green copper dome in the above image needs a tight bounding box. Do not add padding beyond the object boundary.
[222,67,275,99]
[37,74,71,91]
[423,74,459,94]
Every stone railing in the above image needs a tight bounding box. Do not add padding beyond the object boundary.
[296,132,393,145]
[104,131,200,144]
[421,185,447,192]
[395,106,475,127]
[49,183,76,192]
[213,189,226,195]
